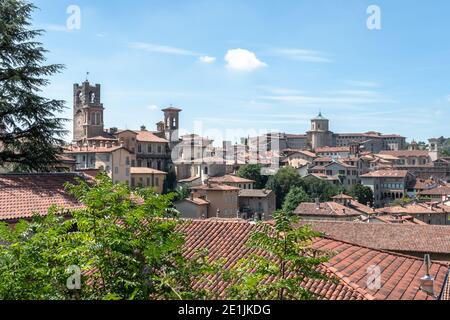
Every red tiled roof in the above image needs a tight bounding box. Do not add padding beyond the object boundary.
[191,184,240,191]
[419,186,450,196]
[332,194,354,200]
[209,175,255,184]
[304,221,450,256]
[0,173,85,221]
[238,189,273,198]
[181,197,210,206]
[377,203,450,215]
[360,170,409,178]
[294,202,362,218]
[178,219,448,300]
[130,167,167,175]
[379,150,430,158]
[283,149,317,158]
[64,145,129,154]
[135,130,168,143]
[315,147,351,153]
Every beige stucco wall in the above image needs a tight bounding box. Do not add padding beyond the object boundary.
[193,189,239,218]
[175,201,208,219]
[130,172,166,194]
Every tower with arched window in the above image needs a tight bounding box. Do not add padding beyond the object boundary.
[73,81,105,142]
[162,106,182,147]
[306,112,333,150]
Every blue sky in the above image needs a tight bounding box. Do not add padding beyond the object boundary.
[32,0,450,144]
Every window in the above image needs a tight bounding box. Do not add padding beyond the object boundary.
[155,177,159,186]
[114,167,119,174]
[158,145,162,153]
[148,145,152,153]
[126,157,130,165]
[147,178,150,186]
[138,144,142,153]
[126,168,130,177]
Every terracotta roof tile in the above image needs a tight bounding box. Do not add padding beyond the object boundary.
[179,220,448,300]
[130,167,167,175]
[238,189,273,198]
[191,184,240,191]
[379,150,430,158]
[360,170,409,178]
[304,221,450,255]
[135,130,168,143]
[0,173,85,221]
[294,202,362,217]
[209,175,255,184]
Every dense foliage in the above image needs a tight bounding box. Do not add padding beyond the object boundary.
[348,184,374,206]
[282,186,311,215]
[224,210,331,300]
[0,173,218,300]
[0,0,67,171]
[237,164,269,189]
[265,167,341,209]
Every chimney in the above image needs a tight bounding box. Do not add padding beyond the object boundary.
[216,209,220,218]
[141,125,147,131]
[420,254,435,297]
[315,198,320,210]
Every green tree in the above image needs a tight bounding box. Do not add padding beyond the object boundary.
[266,166,303,209]
[349,184,374,206]
[282,186,310,215]
[174,184,190,202]
[0,173,218,300]
[0,0,67,171]
[237,164,268,189]
[300,176,340,202]
[164,166,178,193]
[392,196,413,207]
[224,210,331,300]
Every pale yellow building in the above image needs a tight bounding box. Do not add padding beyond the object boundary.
[130,167,167,194]
[65,145,135,184]
[190,183,240,219]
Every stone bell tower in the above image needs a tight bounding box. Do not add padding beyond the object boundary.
[73,80,104,143]
[162,106,182,148]
[307,112,333,150]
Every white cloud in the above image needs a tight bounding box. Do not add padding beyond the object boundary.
[130,42,200,56]
[270,48,332,63]
[199,56,216,63]
[446,95,450,102]
[225,49,267,71]
[147,105,159,111]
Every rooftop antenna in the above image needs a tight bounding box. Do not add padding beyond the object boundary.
[85,72,90,82]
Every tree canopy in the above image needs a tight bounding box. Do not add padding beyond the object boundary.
[0,173,217,300]
[349,184,374,206]
[224,210,331,300]
[0,0,66,171]
[282,186,311,215]
[236,164,269,189]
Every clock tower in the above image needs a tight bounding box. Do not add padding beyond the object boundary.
[73,81,104,143]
